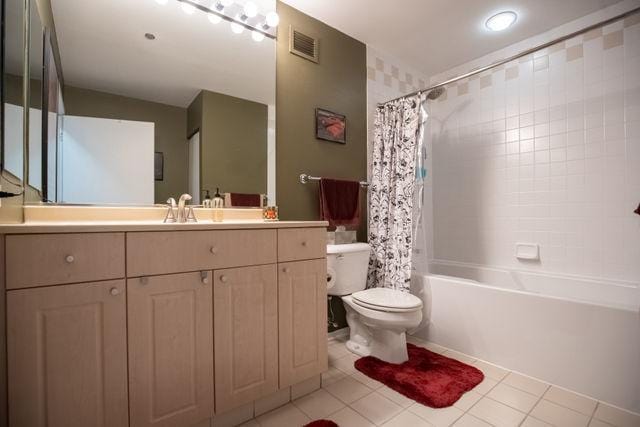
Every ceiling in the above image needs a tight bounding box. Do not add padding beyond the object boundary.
[51,0,276,108]
[281,0,624,77]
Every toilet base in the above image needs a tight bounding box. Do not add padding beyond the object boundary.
[369,329,409,364]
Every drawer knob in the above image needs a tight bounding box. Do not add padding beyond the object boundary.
[283,267,291,273]
[301,241,308,247]
[65,255,75,264]
[140,277,149,285]
[110,287,121,296]
[220,275,228,284]
[210,246,218,255]
[201,271,209,284]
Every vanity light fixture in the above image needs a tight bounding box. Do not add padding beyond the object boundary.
[181,1,196,14]
[265,11,279,28]
[485,11,518,32]
[208,12,222,24]
[243,2,258,19]
[251,30,265,42]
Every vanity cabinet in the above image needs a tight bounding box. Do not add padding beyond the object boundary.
[278,259,328,388]
[127,272,214,427]
[6,280,129,427]
[213,265,279,413]
[1,224,327,427]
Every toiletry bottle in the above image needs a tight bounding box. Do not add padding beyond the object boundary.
[212,188,224,222]
[202,190,212,208]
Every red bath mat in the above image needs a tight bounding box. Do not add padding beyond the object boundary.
[354,344,484,408]
[304,421,338,427]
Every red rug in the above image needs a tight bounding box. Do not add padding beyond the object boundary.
[354,344,484,408]
[304,421,338,427]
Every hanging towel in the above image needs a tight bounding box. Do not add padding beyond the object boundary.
[319,178,361,229]
[226,193,263,207]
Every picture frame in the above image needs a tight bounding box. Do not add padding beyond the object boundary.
[154,152,164,181]
[316,108,346,144]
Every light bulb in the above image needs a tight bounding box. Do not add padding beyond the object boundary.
[265,11,279,27]
[220,0,233,6]
[243,1,258,18]
[230,19,244,34]
[208,13,222,24]
[155,0,168,5]
[251,30,265,42]
[181,2,196,14]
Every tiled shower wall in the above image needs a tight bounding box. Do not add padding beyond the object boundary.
[428,8,640,283]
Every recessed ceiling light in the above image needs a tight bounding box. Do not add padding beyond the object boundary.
[144,33,156,40]
[485,11,518,32]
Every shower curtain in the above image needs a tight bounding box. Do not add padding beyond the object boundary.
[367,95,424,291]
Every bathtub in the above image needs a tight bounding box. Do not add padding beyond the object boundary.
[409,261,640,413]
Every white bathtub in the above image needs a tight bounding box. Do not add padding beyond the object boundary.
[409,261,640,413]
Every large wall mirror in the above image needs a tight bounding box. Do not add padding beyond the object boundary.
[4,0,276,206]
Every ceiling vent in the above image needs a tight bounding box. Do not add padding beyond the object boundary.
[289,26,319,63]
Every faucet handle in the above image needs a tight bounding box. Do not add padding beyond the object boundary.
[166,197,177,208]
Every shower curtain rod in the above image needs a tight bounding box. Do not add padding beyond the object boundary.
[380,6,640,106]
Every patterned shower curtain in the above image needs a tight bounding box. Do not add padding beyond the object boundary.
[367,95,424,291]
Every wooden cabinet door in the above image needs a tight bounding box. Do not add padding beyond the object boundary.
[278,259,328,388]
[7,280,129,427]
[214,265,278,413]
[128,272,213,427]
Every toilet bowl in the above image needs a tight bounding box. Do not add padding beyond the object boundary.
[327,243,423,364]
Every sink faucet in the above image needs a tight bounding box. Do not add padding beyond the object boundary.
[163,198,177,223]
[177,194,193,223]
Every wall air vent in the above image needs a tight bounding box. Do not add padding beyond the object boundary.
[289,26,319,63]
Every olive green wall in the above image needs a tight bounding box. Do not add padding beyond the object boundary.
[191,90,267,197]
[275,2,367,241]
[63,86,188,203]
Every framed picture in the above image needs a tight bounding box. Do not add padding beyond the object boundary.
[316,108,346,144]
[154,152,164,181]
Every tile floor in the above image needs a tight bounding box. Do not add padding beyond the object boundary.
[246,335,640,427]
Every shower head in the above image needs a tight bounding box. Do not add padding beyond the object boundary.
[426,87,445,100]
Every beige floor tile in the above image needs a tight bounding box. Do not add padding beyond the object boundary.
[291,376,321,400]
[471,359,510,381]
[383,410,433,427]
[351,371,385,389]
[593,402,640,427]
[473,376,499,395]
[453,413,493,427]
[409,403,465,427]
[332,354,359,374]
[530,399,590,427]
[443,349,476,364]
[589,419,615,427]
[255,403,310,427]
[238,420,261,427]
[328,407,375,427]
[502,372,549,397]
[521,416,553,426]
[321,367,347,387]
[468,397,527,427]
[324,376,373,404]
[423,341,449,354]
[350,391,404,425]
[453,390,483,411]
[292,389,344,420]
[328,342,350,359]
[487,383,539,413]
[544,386,597,416]
[378,385,415,408]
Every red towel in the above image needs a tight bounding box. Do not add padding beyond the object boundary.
[319,178,361,229]
[229,193,261,207]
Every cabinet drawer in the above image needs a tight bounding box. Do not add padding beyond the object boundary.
[127,229,277,277]
[277,228,326,262]
[5,233,125,289]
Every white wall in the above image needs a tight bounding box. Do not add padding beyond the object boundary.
[428,3,640,284]
[60,116,155,205]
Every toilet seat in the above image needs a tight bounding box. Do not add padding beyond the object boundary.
[352,288,422,313]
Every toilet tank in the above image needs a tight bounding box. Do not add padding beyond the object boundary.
[327,243,371,296]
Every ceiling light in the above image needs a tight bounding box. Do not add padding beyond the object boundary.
[230,19,244,34]
[265,11,279,27]
[208,13,222,24]
[243,1,258,18]
[181,2,196,14]
[251,30,265,42]
[485,11,517,32]
[155,0,168,5]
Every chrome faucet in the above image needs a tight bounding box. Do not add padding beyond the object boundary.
[163,198,177,223]
[177,194,196,223]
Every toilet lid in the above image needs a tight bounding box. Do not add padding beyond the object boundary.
[352,288,422,311]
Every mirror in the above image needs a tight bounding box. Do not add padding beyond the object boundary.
[2,0,26,181]
[28,0,44,192]
[45,0,276,205]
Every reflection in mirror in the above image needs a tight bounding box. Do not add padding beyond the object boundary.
[3,0,25,180]
[49,0,276,206]
[28,0,44,192]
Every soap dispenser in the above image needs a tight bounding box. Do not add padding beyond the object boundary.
[202,190,212,208]
[212,188,224,222]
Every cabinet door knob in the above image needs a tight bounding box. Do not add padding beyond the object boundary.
[220,275,228,283]
[110,287,121,296]
[201,271,209,284]
[140,277,149,285]
[283,267,291,273]
[210,246,218,255]
[301,241,308,247]
[65,255,75,264]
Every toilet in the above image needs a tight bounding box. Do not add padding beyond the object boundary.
[327,243,423,364]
